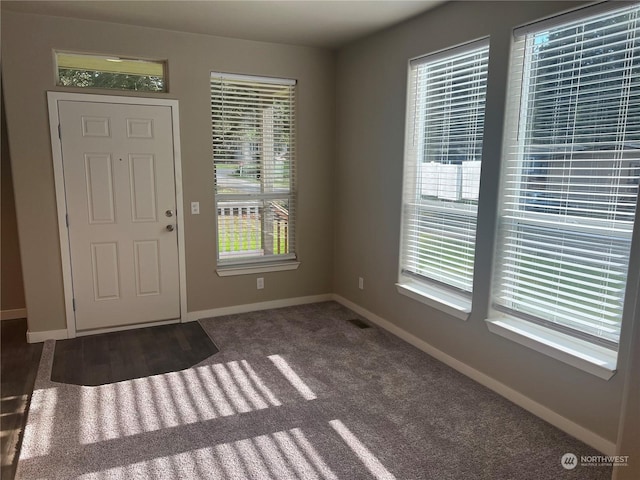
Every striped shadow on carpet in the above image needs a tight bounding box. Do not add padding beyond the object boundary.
[16,302,611,479]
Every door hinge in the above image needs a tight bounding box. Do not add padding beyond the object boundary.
[65,214,69,228]
[58,124,61,139]
[72,298,76,311]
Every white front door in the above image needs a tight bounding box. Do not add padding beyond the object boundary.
[57,100,180,332]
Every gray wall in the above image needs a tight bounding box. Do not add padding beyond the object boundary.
[1,86,26,312]
[1,11,335,333]
[334,0,638,443]
[614,276,640,478]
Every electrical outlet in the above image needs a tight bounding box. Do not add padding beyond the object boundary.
[358,277,364,290]
[191,202,200,215]
[257,277,264,290]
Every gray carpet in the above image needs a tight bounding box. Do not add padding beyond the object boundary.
[16,301,611,479]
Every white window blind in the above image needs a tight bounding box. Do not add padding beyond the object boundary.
[400,40,489,294]
[211,72,296,265]
[494,4,640,346]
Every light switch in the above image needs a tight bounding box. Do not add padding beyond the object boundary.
[191,202,200,215]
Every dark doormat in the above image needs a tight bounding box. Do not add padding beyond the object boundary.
[51,322,219,386]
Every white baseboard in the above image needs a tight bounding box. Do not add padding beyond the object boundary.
[186,294,334,322]
[332,294,616,456]
[1,308,27,321]
[26,328,68,344]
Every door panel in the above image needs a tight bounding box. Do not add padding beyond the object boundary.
[129,154,158,222]
[59,101,180,331]
[84,153,116,224]
[91,242,121,300]
[134,240,161,296]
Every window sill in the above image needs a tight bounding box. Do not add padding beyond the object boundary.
[396,281,471,321]
[216,261,300,277]
[485,316,617,380]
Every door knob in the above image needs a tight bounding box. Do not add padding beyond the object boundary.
[166,225,175,232]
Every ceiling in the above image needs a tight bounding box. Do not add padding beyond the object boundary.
[2,1,445,49]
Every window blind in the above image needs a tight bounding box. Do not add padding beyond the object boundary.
[400,40,489,293]
[494,4,640,346]
[211,72,296,265]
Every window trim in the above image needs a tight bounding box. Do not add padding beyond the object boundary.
[485,315,617,380]
[216,261,300,277]
[396,281,471,321]
[397,37,490,316]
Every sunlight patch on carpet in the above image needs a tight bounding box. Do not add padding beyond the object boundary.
[329,419,397,480]
[18,387,57,460]
[268,354,317,400]
[71,357,290,445]
[74,428,338,480]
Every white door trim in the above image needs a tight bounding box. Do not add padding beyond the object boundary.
[47,91,188,338]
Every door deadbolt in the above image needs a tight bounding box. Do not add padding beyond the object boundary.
[165,210,173,217]
[166,224,175,232]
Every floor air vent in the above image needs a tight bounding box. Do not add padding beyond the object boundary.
[348,318,371,329]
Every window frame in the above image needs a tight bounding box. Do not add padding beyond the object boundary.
[486,1,640,378]
[211,72,299,276]
[397,38,490,319]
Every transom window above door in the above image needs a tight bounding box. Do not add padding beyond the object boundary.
[55,51,167,92]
